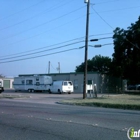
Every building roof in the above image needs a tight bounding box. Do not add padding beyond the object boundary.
[19,72,99,77]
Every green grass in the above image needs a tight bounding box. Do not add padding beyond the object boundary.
[61,94,140,110]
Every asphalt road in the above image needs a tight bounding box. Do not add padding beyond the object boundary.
[0,91,140,140]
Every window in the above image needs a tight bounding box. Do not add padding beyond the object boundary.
[63,82,67,86]
[68,82,72,85]
[26,80,33,85]
[88,80,92,85]
[36,82,40,86]
[74,80,78,89]
[36,78,39,81]
[21,80,24,84]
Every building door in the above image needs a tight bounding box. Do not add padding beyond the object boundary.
[3,80,10,88]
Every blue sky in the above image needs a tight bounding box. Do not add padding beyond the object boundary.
[0,0,139,77]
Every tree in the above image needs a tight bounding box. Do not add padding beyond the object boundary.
[75,55,111,74]
[112,16,140,84]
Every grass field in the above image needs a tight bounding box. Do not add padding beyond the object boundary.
[61,94,140,110]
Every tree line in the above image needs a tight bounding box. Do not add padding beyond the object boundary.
[75,16,140,84]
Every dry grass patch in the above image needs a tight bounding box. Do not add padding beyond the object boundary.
[0,94,30,99]
[61,94,140,110]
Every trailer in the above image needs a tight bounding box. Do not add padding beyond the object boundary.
[13,75,52,92]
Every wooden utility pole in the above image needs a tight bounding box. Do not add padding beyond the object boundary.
[83,0,90,99]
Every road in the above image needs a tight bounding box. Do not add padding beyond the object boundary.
[0,91,140,140]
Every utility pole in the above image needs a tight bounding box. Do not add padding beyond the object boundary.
[83,0,90,99]
[48,61,50,74]
[58,62,60,73]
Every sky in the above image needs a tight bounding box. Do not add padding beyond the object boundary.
[0,0,139,77]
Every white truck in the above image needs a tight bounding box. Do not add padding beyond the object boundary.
[13,75,52,92]
[49,81,74,94]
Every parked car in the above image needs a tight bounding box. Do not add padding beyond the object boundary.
[49,81,74,94]
[127,84,140,90]
[136,84,140,90]
[127,85,136,90]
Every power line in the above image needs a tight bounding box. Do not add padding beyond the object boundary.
[0,14,86,46]
[50,63,57,71]
[0,39,84,58]
[91,7,114,29]
[0,41,114,64]
[1,1,138,32]
[0,41,84,60]
[1,0,78,25]
[91,7,138,49]
[0,1,83,32]
[98,5,140,13]
[0,6,85,41]
[0,47,80,64]
[102,43,113,46]
[94,0,121,5]
[0,0,46,21]
[0,33,113,58]
[98,36,113,40]
[0,39,114,63]
[0,0,63,30]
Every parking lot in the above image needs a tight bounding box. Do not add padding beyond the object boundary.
[0,89,82,105]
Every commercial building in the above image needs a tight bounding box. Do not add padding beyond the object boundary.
[0,77,14,89]
[19,72,122,93]
[1,72,122,93]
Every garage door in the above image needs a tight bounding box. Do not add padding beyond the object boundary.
[3,80,10,88]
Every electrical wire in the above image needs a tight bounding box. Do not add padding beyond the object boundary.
[0,6,86,41]
[0,41,114,64]
[0,2,84,32]
[102,43,113,46]
[98,5,140,13]
[0,0,64,30]
[0,47,80,64]
[91,7,114,29]
[0,41,84,60]
[0,34,113,58]
[0,38,85,58]
[50,63,57,71]
[88,43,113,48]
[98,37,112,40]
[0,14,86,46]
[91,7,138,49]
[94,0,121,5]
[0,0,46,21]
[0,33,113,58]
